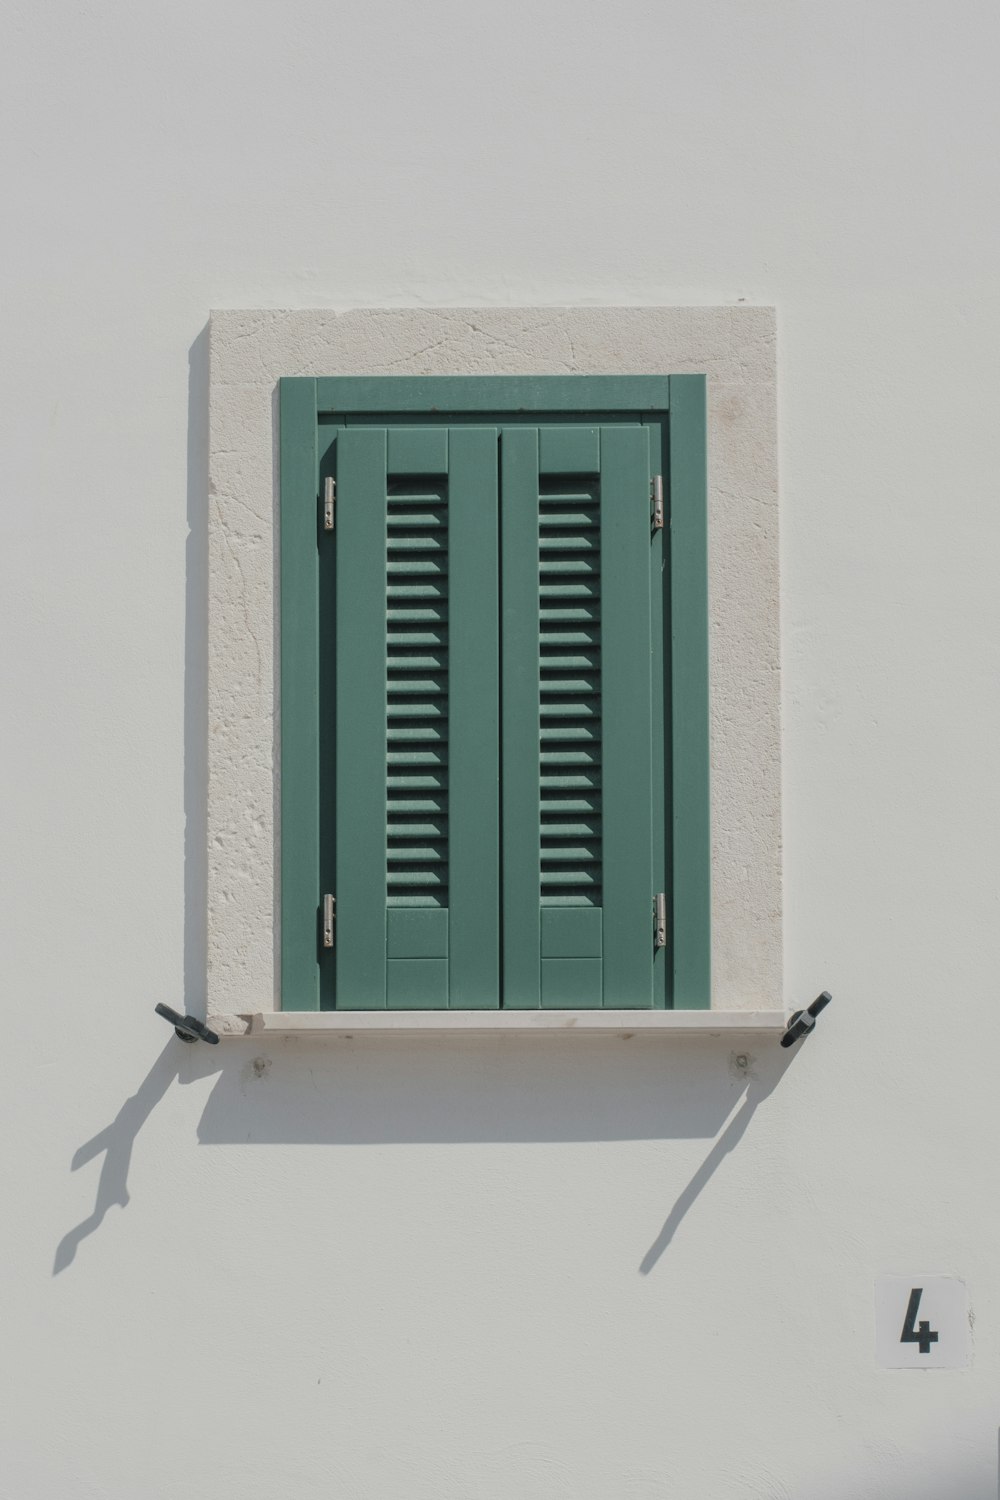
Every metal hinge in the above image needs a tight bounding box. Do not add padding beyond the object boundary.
[654,892,667,950]
[651,475,665,531]
[322,894,336,949]
[323,477,335,532]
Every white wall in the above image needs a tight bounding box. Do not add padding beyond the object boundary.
[2,2,998,1495]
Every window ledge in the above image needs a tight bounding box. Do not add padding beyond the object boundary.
[208,1009,788,1039]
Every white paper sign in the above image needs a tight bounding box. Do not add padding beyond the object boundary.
[875,1275,970,1369]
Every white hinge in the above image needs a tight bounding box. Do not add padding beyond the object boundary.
[323,477,335,532]
[322,894,335,949]
[654,892,667,950]
[651,475,665,531]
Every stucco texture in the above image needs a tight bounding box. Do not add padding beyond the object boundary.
[208,307,780,1016]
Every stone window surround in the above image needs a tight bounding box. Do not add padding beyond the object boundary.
[206,307,780,1036]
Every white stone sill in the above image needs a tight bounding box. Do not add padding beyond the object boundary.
[208,1010,788,1039]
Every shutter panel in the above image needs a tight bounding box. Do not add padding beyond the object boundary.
[501,424,656,1008]
[332,426,500,1008]
[286,377,705,1016]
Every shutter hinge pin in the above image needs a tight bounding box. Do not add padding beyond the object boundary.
[651,475,665,530]
[323,477,335,532]
[654,892,667,950]
[322,894,336,949]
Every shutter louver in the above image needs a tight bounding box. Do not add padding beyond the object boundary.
[503,424,655,1008]
[334,425,500,1009]
[386,472,450,910]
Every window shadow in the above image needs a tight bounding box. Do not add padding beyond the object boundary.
[54,319,791,1273]
[54,324,213,1276]
[192,1034,786,1146]
[55,1032,788,1272]
[638,1060,785,1274]
[53,1042,221,1275]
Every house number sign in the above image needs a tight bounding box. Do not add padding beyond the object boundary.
[875,1275,970,1369]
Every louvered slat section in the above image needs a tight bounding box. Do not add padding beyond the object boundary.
[386,479,448,907]
[539,479,602,907]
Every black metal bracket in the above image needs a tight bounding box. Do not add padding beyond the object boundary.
[154,1003,220,1045]
[780,991,832,1049]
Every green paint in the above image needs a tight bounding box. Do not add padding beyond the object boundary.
[643,415,670,1008]
[335,429,389,1007]
[500,427,542,1007]
[538,425,600,474]
[668,377,711,1007]
[278,377,711,1011]
[599,426,655,1006]
[386,908,449,959]
[447,428,501,1007]
[387,958,449,1009]
[541,907,603,958]
[317,375,670,414]
[279,378,320,1010]
[541,958,603,1009]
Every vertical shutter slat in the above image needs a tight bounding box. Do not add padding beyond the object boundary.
[668,377,711,1007]
[599,426,655,1006]
[448,428,501,1008]
[279,378,320,1010]
[500,427,542,1007]
[335,428,389,1007]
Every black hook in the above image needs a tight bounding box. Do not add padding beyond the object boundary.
[780,991,832,1049]
[154,1003,220,1045]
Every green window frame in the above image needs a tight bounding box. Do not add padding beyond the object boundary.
[279,375,709,1012]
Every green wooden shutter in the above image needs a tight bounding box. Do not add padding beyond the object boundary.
[333,426,501,1008]
[502,424,656,1008]
[281,376,708,1014]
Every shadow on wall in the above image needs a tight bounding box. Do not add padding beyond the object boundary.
[184,324,209,1041]
[55,322,791,1273]
[54,322,796,1276]
[54,1033,789,1274]
[53,1041,213,1274]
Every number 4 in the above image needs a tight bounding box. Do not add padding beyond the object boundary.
[900,1288,939,1355]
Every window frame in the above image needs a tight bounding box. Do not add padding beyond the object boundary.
[279,377,709,1012]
